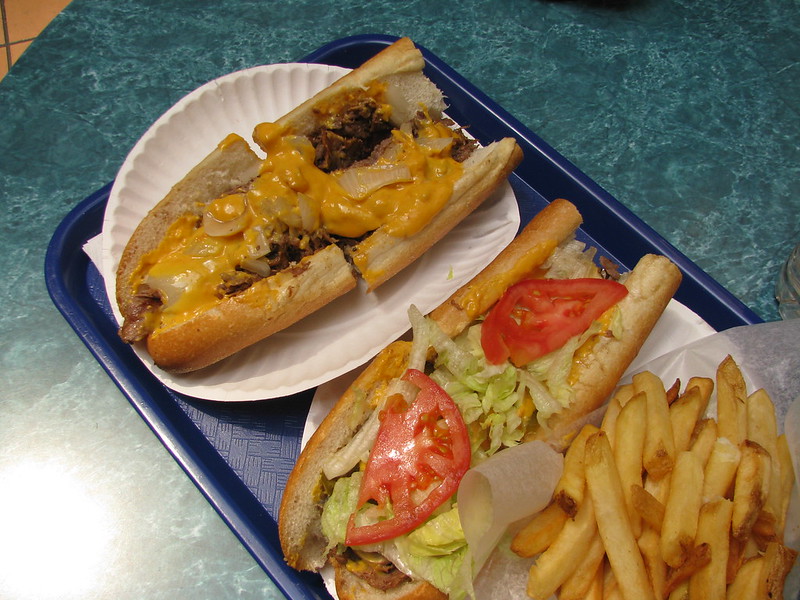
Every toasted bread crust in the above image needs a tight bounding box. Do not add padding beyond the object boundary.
[354,138,524,291]
[279,340,412,572]
[429,197,583,337]
[530,253,683,446]
[146,244,358,373]
[333,560,447,600]
[277,37,432,136]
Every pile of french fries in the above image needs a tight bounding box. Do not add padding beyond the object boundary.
[511,355,797,600]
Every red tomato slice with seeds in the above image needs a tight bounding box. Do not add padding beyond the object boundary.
[481,278,628,367]
[344,369,471,547]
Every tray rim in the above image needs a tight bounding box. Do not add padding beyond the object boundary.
[303,34,762,331]
[44,33,763,600]
[44,183,327,600]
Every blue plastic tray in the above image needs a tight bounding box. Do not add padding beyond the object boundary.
[45,34,762,600]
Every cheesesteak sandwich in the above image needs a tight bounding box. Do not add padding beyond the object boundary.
[279,198,683,599]
[115,37,523,373]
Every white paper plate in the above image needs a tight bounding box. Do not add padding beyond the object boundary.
[101,63,521,401]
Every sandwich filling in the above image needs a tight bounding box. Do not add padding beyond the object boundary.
[318,240,628,598]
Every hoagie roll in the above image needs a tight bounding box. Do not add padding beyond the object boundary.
[279,198,683,599]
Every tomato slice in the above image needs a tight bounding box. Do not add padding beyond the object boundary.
[481,278,628,367]
[344,369,471,547]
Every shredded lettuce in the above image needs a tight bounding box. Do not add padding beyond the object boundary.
[393,543,468,598]
[542,239,598,279]
[389,507,469,598]
[407,302,626,463]
[405,506,466,556]
[321,471,362,548]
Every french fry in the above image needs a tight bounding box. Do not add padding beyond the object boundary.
[716,355,747,446]
[743,535,763,560]
[725,555,763,599]
[775,434,794,535]
[670,385,707,454]
[666,378,682,405]
[511,501,568,558]
[746,389,782,527]
[685,376,714,408]
[613,392,646,537]
[583,560,605,600]
[661,451,705,568]
[585,431,657,600]
[688,498,733,600]
[520,355,797,600]
[689,418,719,468]
[752,510,779,546]
[557,532,606,600]
[635,371,676,481]
[702,437,741,500]
[663,542,711,597]
[643,468,672,505]
[757,541,799,600]
[731,440,771,541]
[525,495,597,600]
[602,383,635,447]
[667,580,689,600]
[553,424,598,518]
[631,484,665,532]
[615,382,636,406]
[746,389,779,451]
[638,526,667,599]
[726,536,746,584]
[603,562,622,600]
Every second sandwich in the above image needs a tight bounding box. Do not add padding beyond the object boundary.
[279,198,683,600]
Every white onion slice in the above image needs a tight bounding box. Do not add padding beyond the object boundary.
[297,193,321,231]
[337,164,413,199]
[240,257,272,278]
[417,137,453,153]
[203,194,250,237]
[246,227,270,259]
[143,271,201,309]
[322,408,382,480]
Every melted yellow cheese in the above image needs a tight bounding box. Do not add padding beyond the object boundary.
[131,94,466,331]
[217,132,246,150]
[457,240,559,320]
[253,118,462,239]
[568,306,619,385]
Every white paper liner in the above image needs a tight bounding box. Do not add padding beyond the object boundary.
[457,442,564,592]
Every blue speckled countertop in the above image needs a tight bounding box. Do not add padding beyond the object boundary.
[1,0,798,598]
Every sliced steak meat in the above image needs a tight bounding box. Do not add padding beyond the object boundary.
[217,269,260,296]
[310,98,394,172]
[331,550,411,592]
[119,284,164,343]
